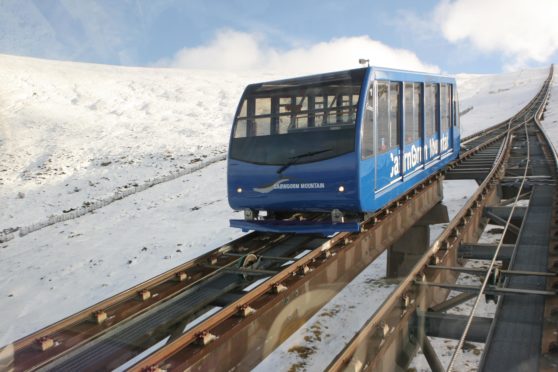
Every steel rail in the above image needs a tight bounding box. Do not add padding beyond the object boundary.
[3,231,293,370]
[126,175,444,371]
[447,118,531,371]
[326,66,554,371]
[327,124,513,371]
[458,66,555,370]
[533,65,558,372]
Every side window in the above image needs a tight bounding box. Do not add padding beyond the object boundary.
[362,87,375,158]
[441,84,450,132]
[233,98,249,138]
[376,82,389,153]
[414,82,423,142]
[389,82,400,150]
[425,84,437,137]
[453,86,460,128]
[404,83,413,144]
[404,83,421,144]
[375,81,400,155]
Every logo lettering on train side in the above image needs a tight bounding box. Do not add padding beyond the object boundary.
[253,179,325,193]
[389,133,450,177]
[253,178,290,193]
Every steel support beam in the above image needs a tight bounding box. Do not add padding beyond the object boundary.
[484,206,526,220]
[458,243,514,261]
[387,203,449,278]
[429,292,476,313]
[130,178,445,371]
[423,312,492,343]
[419,334,445,372]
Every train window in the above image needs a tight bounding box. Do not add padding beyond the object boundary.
[441,84,450,132]
[376,81,400,154]
[291,96,309,129]
[453,86,460,127]
[234,90,360,139]
[425,83,438,137]
[278,97,292,133]
[234,119,247,138]
[230,68,366,165]
[255,98,271,136]
[404,82,421,145]
[361,87,375,158]
[414,83,423,141]
[376,82,389,154]
[314,95,325,124]
[389,82,400,149]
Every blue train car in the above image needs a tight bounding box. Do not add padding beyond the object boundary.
[227,66,460,234]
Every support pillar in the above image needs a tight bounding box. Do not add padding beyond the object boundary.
[387,202,449,278]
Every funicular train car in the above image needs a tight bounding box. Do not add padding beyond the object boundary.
[227,66,460,234]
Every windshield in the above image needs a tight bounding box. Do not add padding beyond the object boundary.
[230,68,366,165]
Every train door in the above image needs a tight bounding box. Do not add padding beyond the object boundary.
[375,81,402,191]
[402,82,423,176]
[425,83,440,162]
[452,84,461,152]
[440,83,452,153]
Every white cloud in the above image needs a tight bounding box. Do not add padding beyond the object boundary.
[435,0,558,70]
[163,29,439,75]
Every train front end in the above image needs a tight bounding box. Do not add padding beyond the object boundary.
[227,68,369,234]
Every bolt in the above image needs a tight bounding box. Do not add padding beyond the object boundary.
[175,272,188,282]
[138,289,151,301]
[93,310,107,324]
[37,336,54,351]
[297,265,310,276]
[271,283,287,294]
[196,331,217,346]
[237,305,256,318]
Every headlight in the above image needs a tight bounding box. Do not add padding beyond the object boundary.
[338,185,345,193]
[237,187,243,193]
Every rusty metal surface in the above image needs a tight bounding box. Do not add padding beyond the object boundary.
[39,235,326,371]
[326,66,555,372]
[3,232,291,371]
[328,137,507,371]
[128,177,444,371]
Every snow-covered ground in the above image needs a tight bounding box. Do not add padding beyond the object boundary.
[457,67,548,137]
[0,53,554,371]
[541,67,558,151]
[0,54,279,231]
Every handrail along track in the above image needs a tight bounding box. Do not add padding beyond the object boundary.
[327,65,555,371]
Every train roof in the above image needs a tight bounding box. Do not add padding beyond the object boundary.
[245,66,455,91]
[371,66,455,84]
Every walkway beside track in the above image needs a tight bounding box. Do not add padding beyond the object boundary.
[480,126,555,371]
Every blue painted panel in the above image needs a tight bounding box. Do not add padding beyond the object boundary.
[230,219,361,234]
[228,152,359,212]
[375,147,401,191]
[358,156,375,210]
[425,133,441,161]
[440,130,451,153]
[402,139,424,175]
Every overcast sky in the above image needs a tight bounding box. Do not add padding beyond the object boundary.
[1,0,557,75]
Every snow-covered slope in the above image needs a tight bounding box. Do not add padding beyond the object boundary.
[0,54,278,230]
[541,67,558,151]
[0,54,552,357]
[457,67,548,137]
